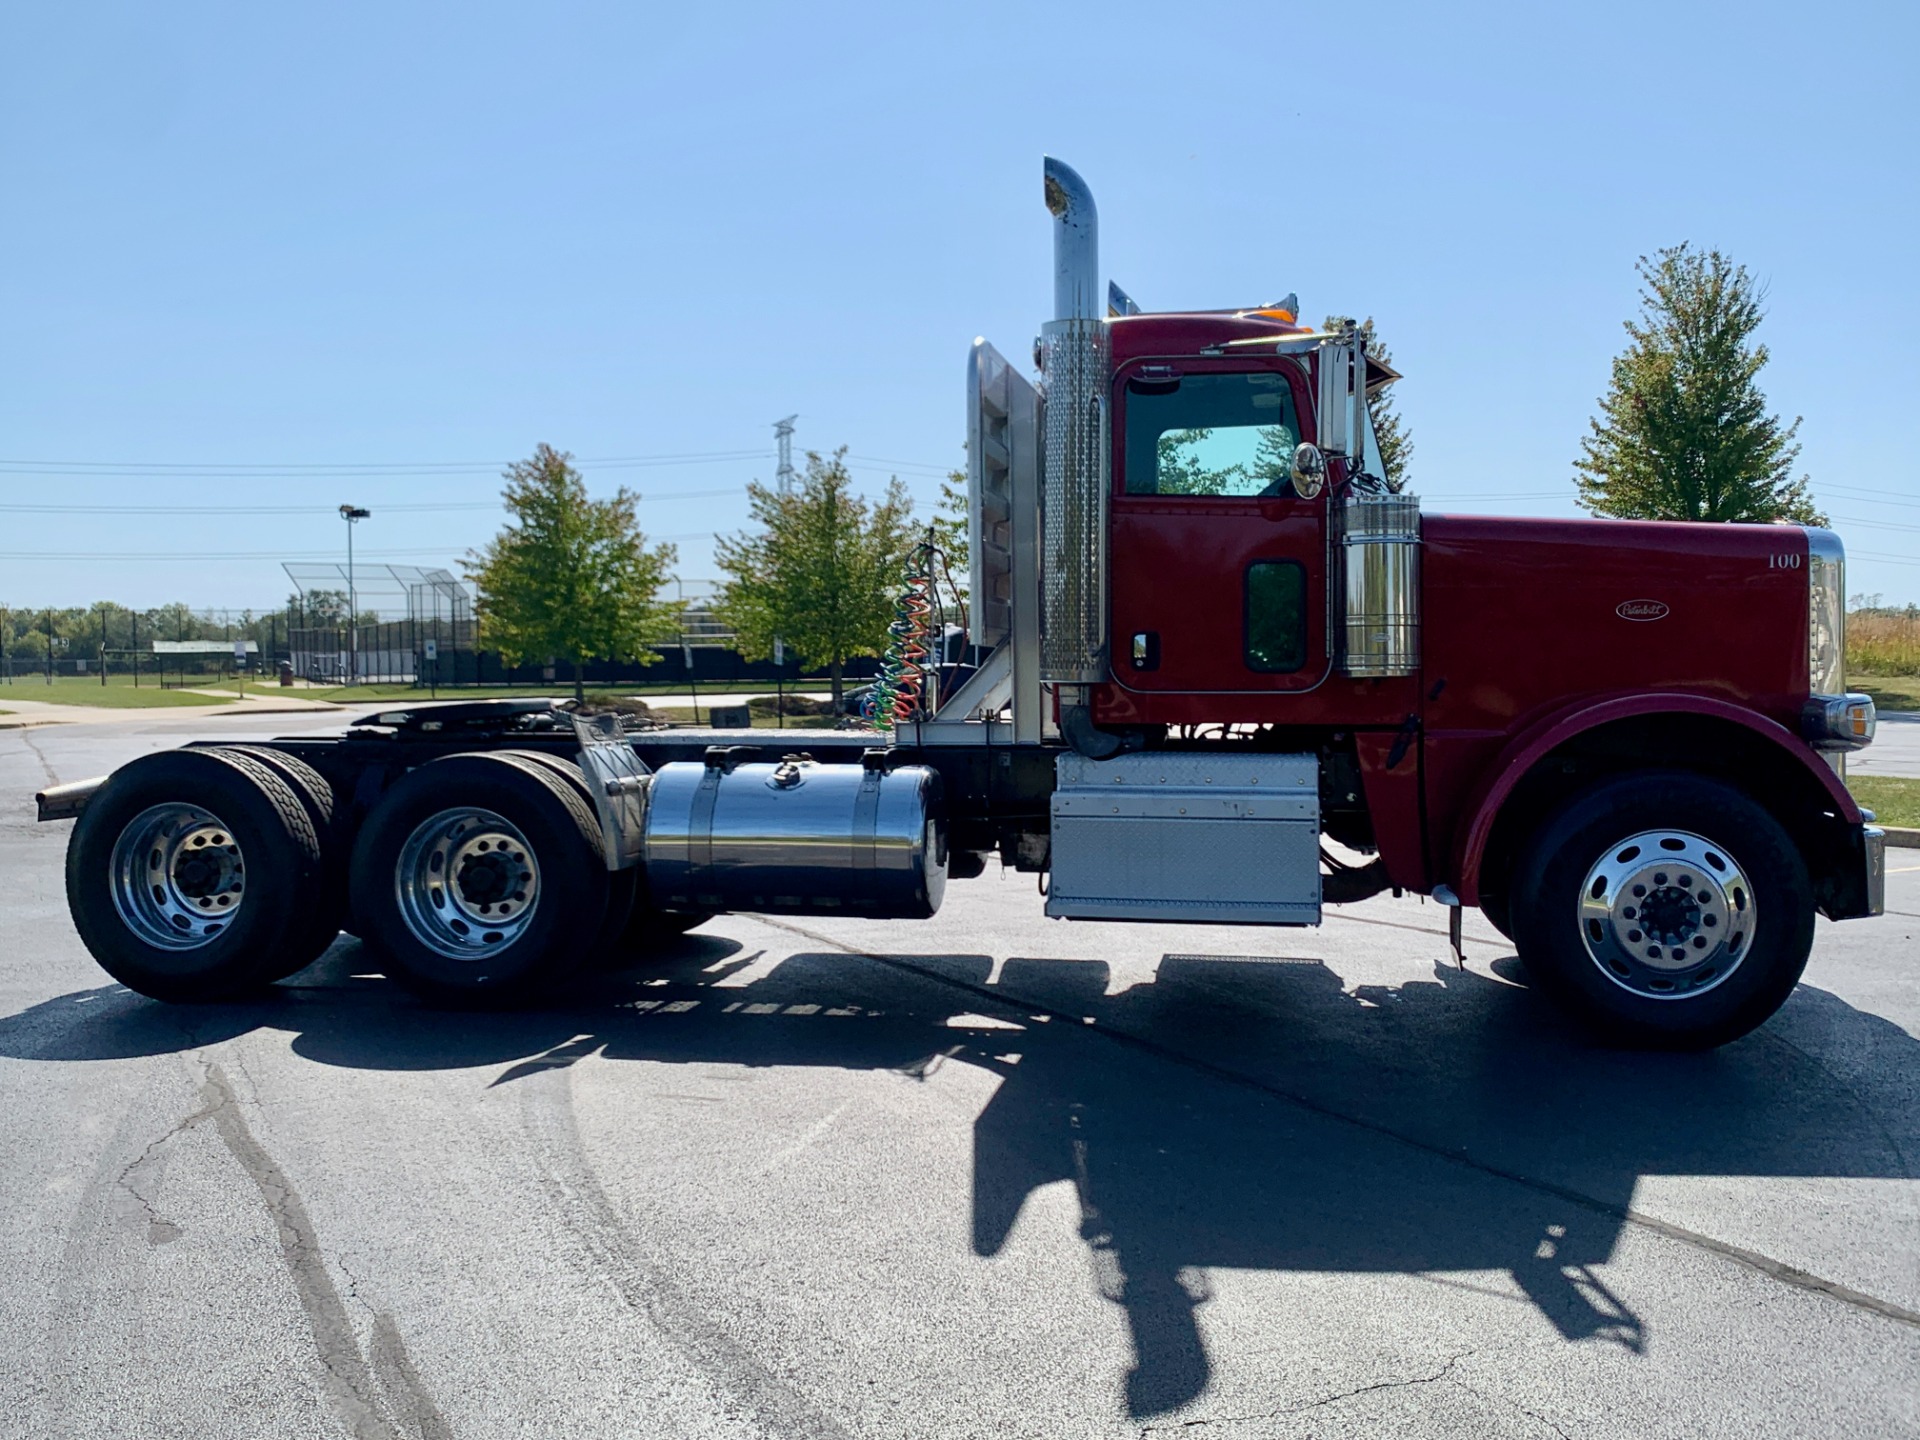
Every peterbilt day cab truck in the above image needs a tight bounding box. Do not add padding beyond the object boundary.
[38,159,1885,1049]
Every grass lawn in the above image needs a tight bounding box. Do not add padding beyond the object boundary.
[298,680,827,706]
[1855,675,1920,714]
[0,677,230,708]
[1848,775,1920,829]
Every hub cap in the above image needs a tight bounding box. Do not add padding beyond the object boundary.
[109,804,246,950]
[395,807,540,962]
[1577,829,1755,1000]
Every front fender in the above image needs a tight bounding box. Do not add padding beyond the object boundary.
[1453,693,1858,905]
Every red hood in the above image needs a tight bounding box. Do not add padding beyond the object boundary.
[1420,512,1812,738]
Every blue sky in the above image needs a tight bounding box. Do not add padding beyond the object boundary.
[3,0,1916,614]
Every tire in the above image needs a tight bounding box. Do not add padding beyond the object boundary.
[1479,890,1514,942]
[65,748,324,1002]
[496,748,693,965]
[349,752,611,1004]
[496,749,637,958]
[1510,771,1814,1049]
[216,746,345,979]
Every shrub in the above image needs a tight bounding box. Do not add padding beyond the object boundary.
[746,694,836,718]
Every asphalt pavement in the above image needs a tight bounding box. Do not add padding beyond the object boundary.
[2,714,1916,1439]
[1851,708,1920,778]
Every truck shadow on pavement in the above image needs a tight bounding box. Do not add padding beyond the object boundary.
[5,935,1916,1420]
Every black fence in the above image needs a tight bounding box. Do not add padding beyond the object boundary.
[284,623,878,692]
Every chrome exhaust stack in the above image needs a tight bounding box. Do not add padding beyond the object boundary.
[1039,157,1111,689]
[1046,156,1100,324]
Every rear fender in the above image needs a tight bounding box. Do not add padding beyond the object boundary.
[1454,694,1858,905]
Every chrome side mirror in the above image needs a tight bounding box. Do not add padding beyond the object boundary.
[1290,442,1327,499]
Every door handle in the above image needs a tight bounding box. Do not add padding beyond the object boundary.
[1130,631,1160,672]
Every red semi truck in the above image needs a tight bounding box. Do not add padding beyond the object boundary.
[38,158,1884,1048]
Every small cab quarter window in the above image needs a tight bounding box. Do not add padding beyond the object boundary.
[1123,370,1300,497]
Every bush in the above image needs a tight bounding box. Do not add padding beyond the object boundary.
[1850,610,1920,676]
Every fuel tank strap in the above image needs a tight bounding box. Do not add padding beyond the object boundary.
[852,769,883,872]
[691,766,723,879]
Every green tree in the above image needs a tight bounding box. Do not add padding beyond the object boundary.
[929,467,969,580]
[463,444,679,701]
[1575,245,1821,524]
[714,448,914,704]
[1324,315,1411,492]
[1156,428,1247,496]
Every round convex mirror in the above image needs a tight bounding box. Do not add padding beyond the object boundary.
[1290,441,1327,499]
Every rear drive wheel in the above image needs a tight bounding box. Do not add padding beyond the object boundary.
[349,753,610,1004]
[215,745,345,978]
[66,749,324,1001]
[497,749,638,958]
[1510,772,1813,1048]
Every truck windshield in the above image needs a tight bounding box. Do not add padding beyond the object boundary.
[1123,370,1299,496]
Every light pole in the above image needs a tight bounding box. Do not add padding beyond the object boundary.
[339,505,370,683]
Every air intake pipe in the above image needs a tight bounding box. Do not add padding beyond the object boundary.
[1039,157,1111,693]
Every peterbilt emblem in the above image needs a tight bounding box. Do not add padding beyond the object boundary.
[1616,599,1670,622]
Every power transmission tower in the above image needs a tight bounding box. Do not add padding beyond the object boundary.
[773,415,798,495]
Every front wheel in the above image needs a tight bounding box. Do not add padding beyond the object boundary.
[1509,772,1814,1049]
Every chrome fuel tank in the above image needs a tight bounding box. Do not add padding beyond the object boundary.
[643,756,947,919]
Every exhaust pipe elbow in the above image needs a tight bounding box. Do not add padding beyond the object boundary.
[1043,156,1099,323]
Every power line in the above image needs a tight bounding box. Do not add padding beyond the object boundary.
[845,454,958,477]
[1832,514,1920,535]
[0,485,746,516]
[0,447,955,480]
[0,447,770,475]
[0,547,467,561]
[1816,480,1920,499]
[0,503,500,516]
[0,530,723,562]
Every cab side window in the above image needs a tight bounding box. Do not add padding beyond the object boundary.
[1123,371,1300,497]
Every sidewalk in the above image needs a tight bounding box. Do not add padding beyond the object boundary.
[0,692,344,728]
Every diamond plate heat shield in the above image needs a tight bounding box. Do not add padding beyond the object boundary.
[1040,318,1111,683]
[1046,752,1322,925]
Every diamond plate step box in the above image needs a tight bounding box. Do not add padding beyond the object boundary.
[1045,752,1321,924]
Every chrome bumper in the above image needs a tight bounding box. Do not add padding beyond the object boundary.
[1825,824,1887,920]
[1863,825,1886,918]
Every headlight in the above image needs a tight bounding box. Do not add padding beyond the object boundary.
[1801,693,1877,751]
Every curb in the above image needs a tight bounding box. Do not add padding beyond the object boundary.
[1886,827,1920,850]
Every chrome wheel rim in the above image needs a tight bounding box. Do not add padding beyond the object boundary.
[109,803,246,950]
[1577,829,1755,1000]
[395,807,540,962]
